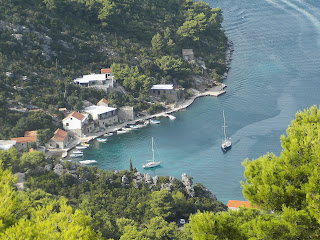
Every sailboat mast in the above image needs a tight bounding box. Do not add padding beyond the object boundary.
[152,137,155,162]
[223,110,227,141]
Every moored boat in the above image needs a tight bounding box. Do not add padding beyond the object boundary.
[97,138,107,142]
[79,160,97,164]
[150,119,161,124]
[221,110,232,152]
[73,150,83,154]
[167,114,176,120]
[117,128,127,134]
[142,137,162,169]
[76,145,88,150]
[70,153,83,158]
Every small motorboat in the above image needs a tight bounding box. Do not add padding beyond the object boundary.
[150,119,161,124]
[167,114,176,120]
[97,138,107,142]
[79,160,97,164]
[129,125,140,129]
[76,145,88,150]
[117,128,127,134]
[70,153,83,158]
[104,132,113,137]
[73,150,83,154]
[81,142,90,147]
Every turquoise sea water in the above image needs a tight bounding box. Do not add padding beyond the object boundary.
[83,0,320,204]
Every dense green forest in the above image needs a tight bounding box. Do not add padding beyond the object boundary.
[0,148,226,239]
[1,106,320,238]
[0,0,228,139]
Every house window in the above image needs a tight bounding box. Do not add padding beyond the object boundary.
[158,90,160,95]
[70,118,72,120]
[153,90,155,94]
[164,90,166,93]
[66,123,69,126]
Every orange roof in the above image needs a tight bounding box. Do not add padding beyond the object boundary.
[24,130,38,137]
[52,128,68,142]
[11,136,37,143]
[98,98,109,105]
[63,111,85,121]
[101,68,112,74]
[227,200,255,209]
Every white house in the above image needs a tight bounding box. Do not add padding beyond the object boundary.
[73,73,114,90]
[0,140,16,150]
[63,112,94,137]
[83,105,118,128]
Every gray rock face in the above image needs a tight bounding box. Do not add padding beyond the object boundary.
[169,176,175,182]
[153,176,159,185]
[44,164,53,171]
[185,186,195,198]
[145,173,152,184]
[181,173,193,187]
[181,173,195,197]
[121,175,129,186]
[161,183,173,192]
[134,172,145,184]
[53,163,64,176]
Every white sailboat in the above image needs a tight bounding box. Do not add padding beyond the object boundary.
[221,110,232,152]
[142,137,162,168]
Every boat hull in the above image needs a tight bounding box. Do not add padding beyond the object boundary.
[221,142,232,152]
[142,161,162,168]
[79,160,97,164]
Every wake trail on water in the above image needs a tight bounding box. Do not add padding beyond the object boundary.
[265,0,320,46]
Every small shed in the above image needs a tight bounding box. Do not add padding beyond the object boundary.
[150,84,180,103]
[182,49,194,61]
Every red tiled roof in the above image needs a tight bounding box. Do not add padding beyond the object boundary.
[98,98,109,105]
[11,136,37,143]
[63,111,85,121]
[24,130,38,137]
[101,68,112,74]
[52,128,68,142]
[227,200,256,209]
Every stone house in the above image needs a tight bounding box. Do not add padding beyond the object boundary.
[150,84,183,103]
[63,111,94,137]
[97,98,109,107]
[46,128,70,149]
[11,136,37,151]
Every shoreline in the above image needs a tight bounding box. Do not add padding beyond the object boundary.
[48,83,226,159]
[49,40,233,159]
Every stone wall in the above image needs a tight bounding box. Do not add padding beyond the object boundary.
[118,106,134,122]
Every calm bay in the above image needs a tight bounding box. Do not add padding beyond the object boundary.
[83,0,320,204]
